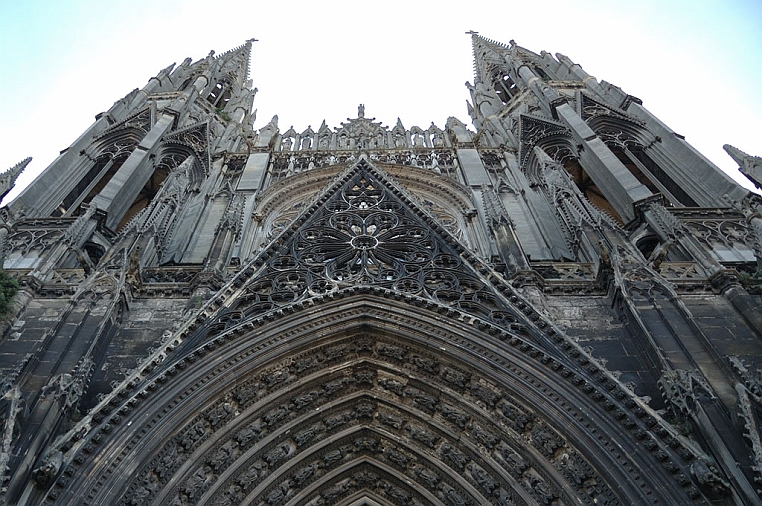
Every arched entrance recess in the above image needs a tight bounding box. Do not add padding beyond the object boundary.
[47,297,697,505]
[40,159,705,505]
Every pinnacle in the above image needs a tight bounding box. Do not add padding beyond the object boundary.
[723,144,755,166]
[0,157,31,201]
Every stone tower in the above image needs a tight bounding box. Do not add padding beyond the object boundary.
[1,34,762,505]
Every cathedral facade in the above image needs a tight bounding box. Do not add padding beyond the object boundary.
[1,34,762,505]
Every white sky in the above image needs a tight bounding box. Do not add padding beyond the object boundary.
[1,0,760,202]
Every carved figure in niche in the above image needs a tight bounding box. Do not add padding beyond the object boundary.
[293,389,322,409]
[207,403,233,427]
[130,484,151,505]
[236,420,263,447]
[440,484,466,506]
[319,135,330,149]
[438,403,470,428]
[322,449,343,467]
[354,437,379,453]
[355,403,375,418]
[264,368,289,387]
[281,136,292,152]
[208,442,235,471]
[264,404,290,426]
[378,343,406,361]
[182,467,210,499]
[264,444,290,467]
[322,479,351,501]
[377,411,404,429]
[180,422,207,451]
[431,125,444,147]
[379,377,405,396]
[470,383,499,407]
[384,483,410,504]
[406,387,438,412]
[324,411,353,431]
[325,344,349,360]
[414,465,439,488]
[294,464,315,486]
[300,134,311,150]
[286,155,295,175]
[406,424,438,448]
[323,377,350,396]
[501,446,528,477]
[441,366,470,389]
[385,448,409,467]
[411,355,438,374]
[499,400,534,432]
[155,445,179,478]
[266,484,289,505]
[468,463,497,494]
[294,356,319,373]
[294,424,323,447]
[354,370,375,385]
[440,443,467,470]
[531,476,555,503]
[237,462,262,490]
[354,471,378,488]
[472,424,499,449]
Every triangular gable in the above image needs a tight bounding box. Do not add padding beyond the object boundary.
[162,121,211,174]
[93,106,153,142]
[178,157,557,355]
[580,92,637,123]
[518,114,571,169]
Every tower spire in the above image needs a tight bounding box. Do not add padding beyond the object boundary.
[213,38,257,85]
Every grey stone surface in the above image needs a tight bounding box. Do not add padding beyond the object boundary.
[0,35,760,506]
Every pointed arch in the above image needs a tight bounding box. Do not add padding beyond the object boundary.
[39,160,703,505]
[44,295,697,505]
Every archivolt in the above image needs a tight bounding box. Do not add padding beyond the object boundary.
[47,296,697,506]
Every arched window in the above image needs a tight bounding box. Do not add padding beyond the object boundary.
[53,143,136,217]
[206,81,232,109]
[492,71,518,105]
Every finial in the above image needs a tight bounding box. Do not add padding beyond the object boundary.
[465,30,479,35]
[358,104,365,118]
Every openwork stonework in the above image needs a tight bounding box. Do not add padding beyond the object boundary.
[0,35,761,506]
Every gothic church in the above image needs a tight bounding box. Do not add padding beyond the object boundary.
[1,34,762,505]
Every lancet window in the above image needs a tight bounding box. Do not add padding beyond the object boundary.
[491,69,518,105]
[597,125,698,207]
[206,81,232,109]
[52,141,136,217]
